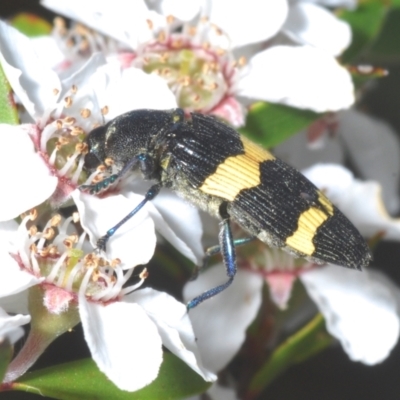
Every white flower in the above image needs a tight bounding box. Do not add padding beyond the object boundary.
[300,265,399,365]
[42,0,354,126]
[0,215,215,390]
[0,21,203,266]
[0,20,213,390]
[184,267,262,372]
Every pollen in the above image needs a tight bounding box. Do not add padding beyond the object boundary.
[188,26,197,36]
[104,157,114,166]
[53,88,60,96]
[64,116,76,125]
[64,96,73,108]
[209,82,218,90]
[160,52,169,62]
[101,106,109,115]
[71,84,78,93]
[172,39,183,49]
[212,24,223,36]
[50,214,62,227]
[43,227,55,240]
[72,212,80,223]
[63,234,78,248]
[75,142,88,153]
[96,164,107,173]
[54,17,66,33]
[30,209,38,221]
[146,19,153,30]
[238,56,246,66]
[80,109,91,118]
[71,126,84,136]
[111,258,121,267]
[158,31,166,43]
[140,268,149,280]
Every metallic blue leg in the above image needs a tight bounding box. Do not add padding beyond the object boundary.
[187,217,244,309]
[96,183,161,251]
[80,154,149,194]
[190,236,255,281]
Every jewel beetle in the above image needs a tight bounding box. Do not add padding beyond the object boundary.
[81,108,372,309]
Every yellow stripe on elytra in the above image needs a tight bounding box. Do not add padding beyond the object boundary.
[317,192,334,216]
[199,136,275,201]
[285,205,332,256]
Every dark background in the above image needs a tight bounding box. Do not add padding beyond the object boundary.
[2,1,400,399]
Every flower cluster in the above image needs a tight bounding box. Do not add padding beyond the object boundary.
[0,19,213,391]
[1,0,400,398]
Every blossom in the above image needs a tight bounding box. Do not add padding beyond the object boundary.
[0,20,213,391]
[0,21,203,266]
[42,0,355,127]
[0,213,215,391]
[183,163,400,375]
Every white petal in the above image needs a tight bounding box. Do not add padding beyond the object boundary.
[206,0,288,48]
[151,191,204,264]
[0,221,42,297]
[300,265,400,364]
[79,296,163,391]
[303,164,400,240]
[106,68,177,119]
[122,182,204,265]
[0,307,30,344]
[127,288,216,381]
[337,109,400,214]
[237,45,354,112]
[283,3,351,55]
[0,21,61,120]
[72,190,157,267]
[0,255,40,298]
[273,129,345,170]
[30,36,65,70]
[156,0,202,21]
[60,53,107,103]
[0,291,29,315]
[0,125,58,221]
[42,0,166,48]
[183,266,263,372]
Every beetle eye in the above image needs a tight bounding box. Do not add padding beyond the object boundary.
[84,152,102,171]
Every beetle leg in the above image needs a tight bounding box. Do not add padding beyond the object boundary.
[95,183,162,252]
[80,154,145,194]
[187,210,242,309]
[190,236,255,281]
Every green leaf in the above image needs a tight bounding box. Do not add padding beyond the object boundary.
[340,2,388,63]
[239,102,320,149]
[10,13,52,37]
[10,353,211,400]
[0,63,18,125]
[0,338,13,384]
[246,314,333,400]
[365,8,400,63]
